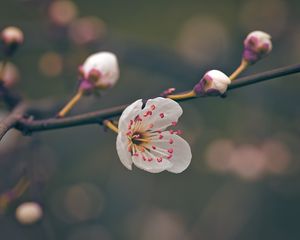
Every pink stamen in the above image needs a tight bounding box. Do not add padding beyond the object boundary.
[169,139,174,144]
[143,110,152,117]
[152,146,156,150]
[148,123,154,129]
[169,130,175,134]
[133,153,139,157]
[171,121,177,126]
[157,157,163,162]
[151,104,156,110]
[126,130,132,136]
[159,135,163,139]
[168,148,174,154]
[148,157,153,162]
[159,113,165,118]
[134,115,142,122]
[142,156,147,161]
[128,120,134,130]
[167,154,173,159]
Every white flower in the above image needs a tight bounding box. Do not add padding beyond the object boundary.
[243,31,272,64]
[15,202,43,225]
[116,97,192,173]
[193,70,230,96]
[80,51,119,90]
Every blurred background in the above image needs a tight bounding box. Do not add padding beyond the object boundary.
[0,0,300,239]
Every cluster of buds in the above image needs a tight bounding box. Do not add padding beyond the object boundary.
[190,30,272,96]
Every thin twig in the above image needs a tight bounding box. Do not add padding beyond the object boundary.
[14,63,300,134]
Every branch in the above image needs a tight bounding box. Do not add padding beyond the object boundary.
[14,63,300,134]
[0,102,27,141]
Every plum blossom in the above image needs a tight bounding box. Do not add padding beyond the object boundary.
[116,97,192,173]
[243,31,272,64]
[193,70,231,96]
[78,51,119,92]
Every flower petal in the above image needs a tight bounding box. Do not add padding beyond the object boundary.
[116,133,132,170]
[142,97,183,131]
[132,150,173,173]
[150,132,192,173]
[118,99,143,132]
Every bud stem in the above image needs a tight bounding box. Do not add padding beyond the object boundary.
[0,59,8,81]
[167,90,196,100]
[13,177,30,198]
[229,59,249,81]
[103,120,119,133]
[57,90,84,118]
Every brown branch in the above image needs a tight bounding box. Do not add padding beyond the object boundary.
[13,63,300,134]
[0,102,27,141]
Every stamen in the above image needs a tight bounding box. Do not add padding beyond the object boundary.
[169,139,174,144]
[157,157,163,162]
[151,104,156,110]
[159,113,165,118]
[171,121,177,126]
[143,111,152,117]
[134,115,142,122]
[168,148,174,154]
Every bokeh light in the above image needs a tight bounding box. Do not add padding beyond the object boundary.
[38,51,63,77]
[68,16,106,45]
[48,0,78,26]
[176,16,230,66]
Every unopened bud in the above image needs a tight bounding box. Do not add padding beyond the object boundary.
[79,52,119,92]
[15,202,43,225]
[243,31,272,64]
[1,26,24,56]
[193,70,230,96]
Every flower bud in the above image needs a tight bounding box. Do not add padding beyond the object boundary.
[243,31,272,64]
[193,70,230,96]
[15,202,43,225]
[79,52,119,92]
[1,26,24,56]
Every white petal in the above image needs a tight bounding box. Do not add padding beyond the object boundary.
[142,97,183,131]
[118,99,143,132]
[150,132,192,173]
[132,150,173,173]
[116,133,132,170]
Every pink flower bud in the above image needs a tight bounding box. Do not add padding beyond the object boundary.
[193,70,230,96]
[79,52,119,92]
[1,26,24,56]
[243,31,272,64]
